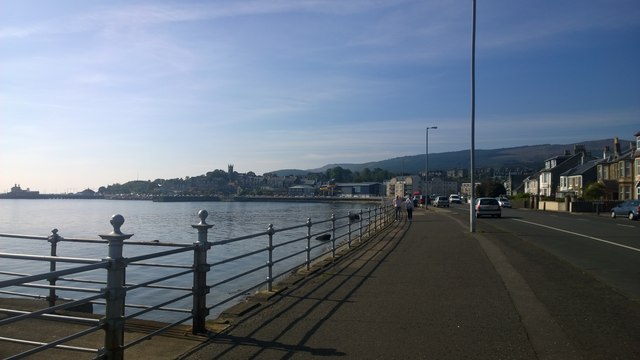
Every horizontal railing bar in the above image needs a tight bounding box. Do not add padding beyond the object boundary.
[127,246,195,263]
[0,335,97,356]
[0,308,100,325]
[0,253,102,264]
[7,324,102,359]
[270,222,308,233]
[124,241,193,248]
[0,262,107,288]
[58,277,104,285]
[209,263,268,289]
[0,290,51,299]
[92,301,191,314]
[16,283,102,294]
[0,270,30,277]
[272,249,307,265]
[0,233,47,240]
[126,269,193,292]
[272,236,306,249]
[210,247,266,268]
[128,262,192,269]
[0,293,103,327]
[124,292,193,321]
[211,231,268,246]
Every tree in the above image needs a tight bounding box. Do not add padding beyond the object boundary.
[476,181,507,198]
[326,167,353,183]
[583,182,606,200]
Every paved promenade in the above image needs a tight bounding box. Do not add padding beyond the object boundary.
[3,208,639,359]
[180,208,640,359]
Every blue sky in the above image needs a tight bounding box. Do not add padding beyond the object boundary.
[1,0,639,193]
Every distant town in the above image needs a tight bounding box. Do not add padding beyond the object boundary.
[2,134,639,203]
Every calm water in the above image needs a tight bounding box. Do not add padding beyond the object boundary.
[0,199,379,321]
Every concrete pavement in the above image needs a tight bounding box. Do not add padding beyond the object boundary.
[180,207,596,359]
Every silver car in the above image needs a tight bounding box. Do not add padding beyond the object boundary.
[475,197,501,218]
[610,200,640,220]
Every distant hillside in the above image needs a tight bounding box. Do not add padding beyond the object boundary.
[272,138,633,176]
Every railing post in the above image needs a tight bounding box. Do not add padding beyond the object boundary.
[367,208,372,239]
[347,211,352,249]
[191,210,213,335]
[266,224,275,292]
[374,208,378,232]
[46,229,63,308]
[305,218,312,271]
[98,214,133,360]
[331,214,336,258]
[358,209,363,243]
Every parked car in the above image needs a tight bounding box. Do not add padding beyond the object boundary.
[610,200,640,220]
[433,196,450,207]
[497,197,512,208]
[449,194,462,204]
[475,197,501,218]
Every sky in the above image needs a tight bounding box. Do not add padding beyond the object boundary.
[1,0,639,193]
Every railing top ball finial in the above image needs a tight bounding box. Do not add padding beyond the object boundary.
[99,214,133,241]
[110,214,125,235]
[192,209,213,230]
[198,209,209,225]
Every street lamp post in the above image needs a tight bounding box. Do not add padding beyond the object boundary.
[470,0,477,232]
[425,126,437,199]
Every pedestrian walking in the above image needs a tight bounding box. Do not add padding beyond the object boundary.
[405,196,414,221]
[393,195,402,220]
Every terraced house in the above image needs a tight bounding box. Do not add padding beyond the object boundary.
[597,135,639,200]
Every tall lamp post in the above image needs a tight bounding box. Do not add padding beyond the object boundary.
[425,126,437,200]
[470,0,477,232]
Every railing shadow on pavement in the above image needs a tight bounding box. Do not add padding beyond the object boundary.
[0,204,395,359]
[179,216,411,359]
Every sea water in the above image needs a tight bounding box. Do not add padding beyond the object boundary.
[0,199,376,321]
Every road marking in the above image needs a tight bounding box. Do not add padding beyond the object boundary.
[617,224,635,229]
[513,219,640,253]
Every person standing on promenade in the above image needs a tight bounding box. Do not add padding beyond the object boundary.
[405,195,414,221]
[393,195,402,220]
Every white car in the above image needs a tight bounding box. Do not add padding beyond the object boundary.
[449,194,462,204]
[496,197,512,208]
[433,196,450,207]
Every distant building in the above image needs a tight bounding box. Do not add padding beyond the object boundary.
[2,184,40,199]
[386,176,423,197]
[336,182,382,197]
[288,185,315,197]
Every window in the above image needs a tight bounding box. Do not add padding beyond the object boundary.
[626,161,632,179]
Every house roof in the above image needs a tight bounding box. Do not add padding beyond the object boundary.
[559,159,599,177]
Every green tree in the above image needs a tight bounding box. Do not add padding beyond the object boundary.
[326,166,353,182]
[476,181,507,197]
[583,182,606,200]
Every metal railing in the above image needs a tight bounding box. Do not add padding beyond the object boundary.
[0,204,395,359]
